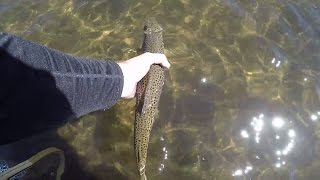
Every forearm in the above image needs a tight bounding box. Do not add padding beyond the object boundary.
[0,32,123,144]
[0,32,123,117]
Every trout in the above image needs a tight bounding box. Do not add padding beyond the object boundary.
[134,17,165,180]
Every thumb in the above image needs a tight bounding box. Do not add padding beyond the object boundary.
[146,53,170,69]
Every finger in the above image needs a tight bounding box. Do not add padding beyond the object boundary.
[149,53,171,69]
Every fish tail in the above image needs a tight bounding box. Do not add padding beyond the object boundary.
[141,173,147,180]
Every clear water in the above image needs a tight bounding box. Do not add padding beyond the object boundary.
[1,0,320,179]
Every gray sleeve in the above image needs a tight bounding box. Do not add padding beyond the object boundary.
[0,32,123,117]
[0,32,123,144]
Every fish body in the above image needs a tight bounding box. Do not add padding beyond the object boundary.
[134,17,165,180]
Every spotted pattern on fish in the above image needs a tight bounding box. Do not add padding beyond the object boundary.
[134,17,165,180]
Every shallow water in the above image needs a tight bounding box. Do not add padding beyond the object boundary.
[1,0,320,179]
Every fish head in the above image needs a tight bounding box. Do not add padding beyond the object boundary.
[144,17,163,34]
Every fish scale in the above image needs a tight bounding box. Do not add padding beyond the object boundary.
[134,17,165,180]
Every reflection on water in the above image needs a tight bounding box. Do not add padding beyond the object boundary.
[1,0,320,179]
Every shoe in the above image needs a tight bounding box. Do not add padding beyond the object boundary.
[0,147,65,180]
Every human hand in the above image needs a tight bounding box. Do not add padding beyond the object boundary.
[117,52,170,99]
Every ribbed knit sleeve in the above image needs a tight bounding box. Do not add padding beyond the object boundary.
[0,32,123,144]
